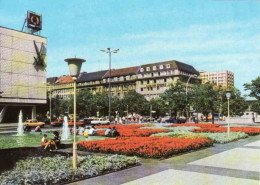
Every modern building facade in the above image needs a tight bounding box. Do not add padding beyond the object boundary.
[198,70,234,89]
[0,26,47,123]
[48,60,200,100]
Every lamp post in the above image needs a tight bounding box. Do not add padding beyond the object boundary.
[226,91,231,137]
[100,48,119,122]
[43,83,53,122]
[64,57,86,169]
[186,75,197,122]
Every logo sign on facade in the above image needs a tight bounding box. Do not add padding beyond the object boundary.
[33,40,46,69]
[27,11,42,31]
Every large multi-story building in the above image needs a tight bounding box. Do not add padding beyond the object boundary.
[0,26,47,123]
[48,60,200,100]
[198,70,234,89]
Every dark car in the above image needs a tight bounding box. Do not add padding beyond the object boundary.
[79,118,94,125]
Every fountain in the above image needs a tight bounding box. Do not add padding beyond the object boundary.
[61,116,71,141]
[16,110,24,136]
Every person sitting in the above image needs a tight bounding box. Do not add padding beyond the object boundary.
[78,126,85,135]
[84,126,90,137]
[41,134,53,151]
[23,125,31,132]
[111,127,120,137]
[35,125,42,132]
[105,127,112,137]
[88,126,97,136]
[51,131,60,150]
[41,134,48,147]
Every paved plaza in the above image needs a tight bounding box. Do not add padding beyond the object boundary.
[70,134,260,185]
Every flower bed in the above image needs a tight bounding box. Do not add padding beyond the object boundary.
[78,137,213,158]
[95,124,152,129]
[191,127,260,136]
[166,123,221,128]
[153,131,248,144]
[96,124,169,137]
[0,155,139,184]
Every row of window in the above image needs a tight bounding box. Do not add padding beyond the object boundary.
[140,86,167,92]
[140,64,171,72]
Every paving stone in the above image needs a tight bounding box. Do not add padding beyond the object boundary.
[122,169,259,185]
[189,148,260,172]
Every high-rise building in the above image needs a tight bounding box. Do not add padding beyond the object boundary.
[198,70,234,89]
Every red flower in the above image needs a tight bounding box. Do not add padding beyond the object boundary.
[78,137,213,158]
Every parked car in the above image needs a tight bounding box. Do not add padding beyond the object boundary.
[157,116,170,123]
[51,119,63,127]
[165,117,175,123]
[143,117,155,122]
[23,119,45,127]
[68,120,85,126]
[79,118,94,125]
[90,118,110,125]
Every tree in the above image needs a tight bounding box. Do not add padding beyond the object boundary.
[52,96,71,119]
[244,77,260,101]
[244,77,260,113]
[160,80,186,117]
[121,90,149,115]
[149,98,166,118]
[221,88,248,116]
[190,83,221,123]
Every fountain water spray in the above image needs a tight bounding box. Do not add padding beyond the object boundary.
[61,116,71,140]
[17,110,24,136]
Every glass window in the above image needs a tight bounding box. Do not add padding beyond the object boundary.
[153,66,157,70]
[160,65,163,69]
[146,67,150,71]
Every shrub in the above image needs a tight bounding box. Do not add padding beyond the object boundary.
[0,155,139,184]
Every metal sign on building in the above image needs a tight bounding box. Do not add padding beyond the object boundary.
[27,11,42,31]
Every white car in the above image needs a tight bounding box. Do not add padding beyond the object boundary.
[90,118,110,125]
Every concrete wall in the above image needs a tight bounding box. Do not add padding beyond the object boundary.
[0,27,47,104]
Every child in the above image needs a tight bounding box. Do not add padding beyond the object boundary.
[41,134,49,149]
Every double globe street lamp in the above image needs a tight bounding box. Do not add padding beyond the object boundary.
[64,57,86,169]
[100,48,119,122]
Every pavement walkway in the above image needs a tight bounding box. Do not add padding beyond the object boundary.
[69,134,260,185]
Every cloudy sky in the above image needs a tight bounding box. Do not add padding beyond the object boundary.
[0,0,259,95]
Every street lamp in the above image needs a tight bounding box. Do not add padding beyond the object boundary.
[64,57,86,169]
[100,48,119,122]
[43,82,53,123]
[186,75,197,122]
[226,91,231,137]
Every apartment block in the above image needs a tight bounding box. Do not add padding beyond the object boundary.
[48,60,200,100]
[199,70,234,89]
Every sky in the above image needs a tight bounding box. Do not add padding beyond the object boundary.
[0,0,259,95]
